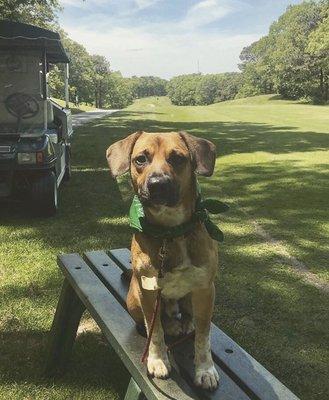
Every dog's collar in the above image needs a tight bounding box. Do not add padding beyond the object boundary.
[129,187,229,242]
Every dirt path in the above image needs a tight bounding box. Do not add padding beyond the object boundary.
[72,109,119,127]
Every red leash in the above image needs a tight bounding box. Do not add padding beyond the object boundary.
[141,239,195,363]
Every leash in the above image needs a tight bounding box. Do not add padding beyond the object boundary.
[141,239,195,364]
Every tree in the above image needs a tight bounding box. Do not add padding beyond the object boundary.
[195,75,218,105]
[129,76,167,98]
[238,0,329,103]
[307,3,329,102]
[215,73,243,101]
[237,36,275,98]
[269,1,323,99]
[167,74,202,105]
[49,34,95,105]
[0,0,60,28]
[91,55,111,108]
[104,73,134,109]
[167,73,243,106]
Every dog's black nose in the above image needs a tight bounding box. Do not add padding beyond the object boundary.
[146,174,179,206]
[147,174,172,197]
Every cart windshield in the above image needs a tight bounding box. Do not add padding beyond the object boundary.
[0,51,45,135]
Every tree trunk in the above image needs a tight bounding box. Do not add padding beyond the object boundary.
[319,68,324,102]
[325,73,328,102]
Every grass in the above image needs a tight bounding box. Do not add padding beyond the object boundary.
[51,98,98,114]
[0,94,328,399]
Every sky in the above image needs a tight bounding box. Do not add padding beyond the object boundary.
[59,0,303,79]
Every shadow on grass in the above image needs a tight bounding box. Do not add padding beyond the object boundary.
[93,116,328,156]
[204,161,329,275]
[0,329,129,397]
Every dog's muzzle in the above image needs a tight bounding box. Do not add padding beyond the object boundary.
[140,173,179,207]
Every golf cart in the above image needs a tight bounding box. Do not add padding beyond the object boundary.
[0,20,72,216]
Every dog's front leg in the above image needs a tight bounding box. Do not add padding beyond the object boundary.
[140,289,171,378]
[192,284,219,390]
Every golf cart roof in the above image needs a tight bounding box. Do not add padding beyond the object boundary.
[0,20,69,63]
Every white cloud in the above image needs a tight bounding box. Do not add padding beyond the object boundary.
[60,0,160,10]
[62,23,259,78]
[135,0,160,10]
[183,0,234,29]
[60,0,109,6]
[59,0,258,78]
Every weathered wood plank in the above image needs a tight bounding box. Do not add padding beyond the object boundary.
[109,248,132,278]
[45,278,85,376]
[124,378,145,400]
[84,250,128,308]
[210,332,300,400]
[107,248,300,400]
[84,250,251,400]
[58,253,201,400]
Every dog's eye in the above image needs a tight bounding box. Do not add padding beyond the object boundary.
[135,155,147,166]
[168,152,186,166]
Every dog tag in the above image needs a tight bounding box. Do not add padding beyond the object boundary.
[141,276,159,291]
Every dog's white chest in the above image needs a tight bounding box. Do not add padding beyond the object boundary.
[160,242,209,300]
[159,264,209,299]
[141,241,211,299]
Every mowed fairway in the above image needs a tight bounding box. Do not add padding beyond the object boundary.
[0,95,328,399]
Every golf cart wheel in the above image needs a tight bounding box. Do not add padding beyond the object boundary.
[63,145,71,182]
[31,171,58,216]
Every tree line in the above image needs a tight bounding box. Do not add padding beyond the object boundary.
[238,0,329,103]
[166,0,329,105]
[1,0,328,107]
[167,73,242,106]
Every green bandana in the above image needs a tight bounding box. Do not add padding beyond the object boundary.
[129,186,229,242]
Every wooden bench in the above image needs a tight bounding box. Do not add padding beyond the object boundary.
[45,248,300,400]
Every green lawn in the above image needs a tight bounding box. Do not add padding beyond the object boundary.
[0,95,328,399]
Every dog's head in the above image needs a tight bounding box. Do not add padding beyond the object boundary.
[106,131,216,207]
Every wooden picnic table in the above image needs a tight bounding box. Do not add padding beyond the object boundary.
[45,248,300,400]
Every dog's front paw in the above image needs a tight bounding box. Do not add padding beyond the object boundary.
[194,364,219,391]
[147,355,171,378]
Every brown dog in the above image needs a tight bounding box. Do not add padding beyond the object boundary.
[106,131,219,390]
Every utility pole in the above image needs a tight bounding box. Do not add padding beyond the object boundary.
[197,59,200,74]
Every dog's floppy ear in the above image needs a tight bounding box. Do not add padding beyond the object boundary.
[179,131,216,177]
[106,131,143,178]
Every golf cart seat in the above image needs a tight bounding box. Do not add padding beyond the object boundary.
[0,51,54,132]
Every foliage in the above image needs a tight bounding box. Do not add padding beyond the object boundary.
[307,5,329,102]
[129,76,167,98]
[49,34,95,105]
[167,74,202,105]
[91,54,111,108]
[104,72,134,109]
[238,0,329,103]
[167,73,242,106]
[0,0,60,28]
